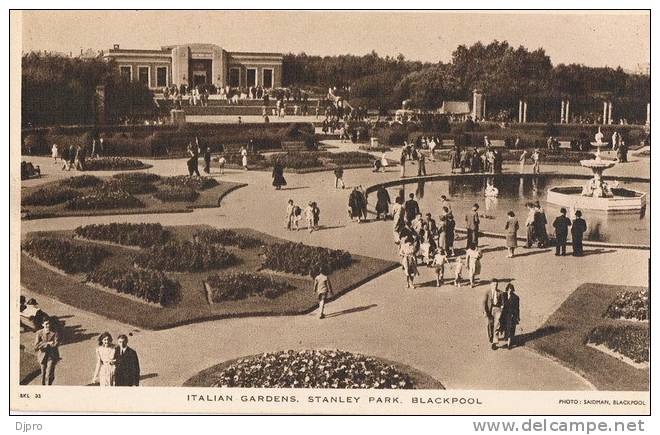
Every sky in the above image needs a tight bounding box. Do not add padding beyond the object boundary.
[20,10,650,70]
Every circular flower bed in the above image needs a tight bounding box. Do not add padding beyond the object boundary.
[188,350,434,389]
[162,175,219,191]
[60,175,103,189]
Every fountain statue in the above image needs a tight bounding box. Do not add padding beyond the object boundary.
[546,133,646,212]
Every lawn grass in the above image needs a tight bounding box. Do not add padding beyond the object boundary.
[21,226,397,330]
[19,347,41,385]
[526,283,649,391]
[21,178,245,220]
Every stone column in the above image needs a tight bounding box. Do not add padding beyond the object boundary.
[603,102,608,125]
[560,100,565,124]
[472,89,484,121]
[483,96,486,120]
[608,102,613,125]
[523,101,528,123]
[565,100,570,124]
[518,100,523,123]
[647,103,651,125]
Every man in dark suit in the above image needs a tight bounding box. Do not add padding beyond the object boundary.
[34,317,60,385]
[483,279,503,350]
[571,210,587,256]
[552,207,572,256]
[404,193,420,224]
[114,335,140,387]
[465,204,480,248]
[502,284,520,350]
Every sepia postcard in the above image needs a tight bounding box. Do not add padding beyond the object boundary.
[10,9,651,415]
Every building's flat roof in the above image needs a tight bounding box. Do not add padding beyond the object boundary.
[107,48,170,54]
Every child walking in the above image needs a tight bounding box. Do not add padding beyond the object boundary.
[432,248,449,287]
[453,257,464,287]
[312,266,333,319]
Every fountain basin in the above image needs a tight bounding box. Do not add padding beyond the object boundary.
[547,186,647,212]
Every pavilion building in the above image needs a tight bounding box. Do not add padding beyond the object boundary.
[104,43,283,90]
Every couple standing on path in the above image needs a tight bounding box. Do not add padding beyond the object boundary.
[484,279,520,350]
[92,332,140,387]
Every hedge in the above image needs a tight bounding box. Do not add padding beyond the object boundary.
[206,272,293,302]
[22,237,108,274]
[74,223,170,248]
[84,157,146,171]
[86,267,180,306]
[133,240,237,272]
[261,242,352,275]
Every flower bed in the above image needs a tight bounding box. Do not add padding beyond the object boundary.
[262,242,352,276]
[21,237,108,274]
[206,272,293,302]
[84,157,147,171]
[205,350,416,388]
[104,172,160,194]
[587,324,649,363]
[196,228,262,249]
[65,188,144,210]
[161,175,219,191]
[86,267,180,307]
[59,175,103,189]
[358,144,392,153]
[22,187,80,206]
[269,152,322,169]
[322,151,377,166]
[605,288,649,321]
[133,240,237,272]
[74,223,170,248]
[152,186,199,203]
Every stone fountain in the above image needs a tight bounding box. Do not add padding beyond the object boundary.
[546,141,646,212]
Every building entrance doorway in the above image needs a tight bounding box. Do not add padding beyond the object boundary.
[193,72,207,87]
[247,68,257,87]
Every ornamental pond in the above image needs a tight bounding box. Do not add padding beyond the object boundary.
[369,174,650,247]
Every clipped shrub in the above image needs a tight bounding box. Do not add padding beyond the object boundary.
[22,187,80,206]
[269,152,322,169]
[133,240,237,272]
[22,237,108,274]
[74,223,169,247]
[262,242,352,276]
[152,186,199,202]
[196,228,262,249]
[206,272,293,302]
[86,267,180,306]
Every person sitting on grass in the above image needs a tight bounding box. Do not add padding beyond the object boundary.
[312,266,333,319]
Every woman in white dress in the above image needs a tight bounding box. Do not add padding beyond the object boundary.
[240,146,248,170]
[51,143,59,162]
[92,332,116,386]
[464,243,483,288]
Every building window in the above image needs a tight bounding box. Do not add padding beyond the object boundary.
[262,68,273,89]
[156,66,168,87]
[229,67,240,88]
[246,68,257,87]
[120,66,132,81]
[138,66,150,87]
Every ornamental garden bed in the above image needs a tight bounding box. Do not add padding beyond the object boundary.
[82,157,151,171]
[218,151,382,173]
[527,283,649,391]
[21,225,397,330]
[183,349,445,389]
[21,173,244,220]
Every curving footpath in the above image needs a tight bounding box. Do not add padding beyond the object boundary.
[18,145,649,389]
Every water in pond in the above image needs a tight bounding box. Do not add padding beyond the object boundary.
[371,175,649,246]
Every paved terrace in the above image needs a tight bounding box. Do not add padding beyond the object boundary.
[19,144,650,389]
